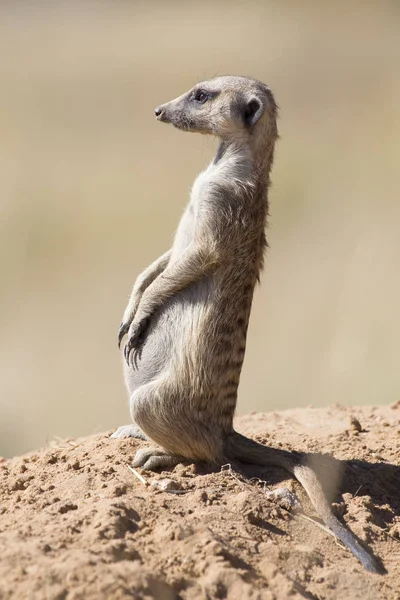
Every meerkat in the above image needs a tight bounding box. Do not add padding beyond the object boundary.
[112,76,383,573]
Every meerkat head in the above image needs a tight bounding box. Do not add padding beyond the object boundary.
[154,75,277,142]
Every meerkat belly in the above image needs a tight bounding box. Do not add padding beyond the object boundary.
[125,272,252,396]
[124,276,212,393]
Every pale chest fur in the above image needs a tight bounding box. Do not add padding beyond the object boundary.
[171,147,254,262]
[170,162,215,260]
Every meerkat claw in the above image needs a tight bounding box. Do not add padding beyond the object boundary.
[123,318,149,367]
[123,342,130,365]
[118,322,129,348]
[124,342,136,367]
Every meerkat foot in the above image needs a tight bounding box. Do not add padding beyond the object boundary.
[110,424,148,440]
[132,447,183,470]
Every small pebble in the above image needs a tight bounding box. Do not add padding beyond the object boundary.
[349,416,362,433]
[151,478,183,492]
[265,487,302,512]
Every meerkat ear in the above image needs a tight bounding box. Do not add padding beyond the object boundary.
[243,97,264,127]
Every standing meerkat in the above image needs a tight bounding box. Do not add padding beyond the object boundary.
[113,76,383,573]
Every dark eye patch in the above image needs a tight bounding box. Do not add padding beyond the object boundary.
[193,89,209,104]
[192,89,219,104]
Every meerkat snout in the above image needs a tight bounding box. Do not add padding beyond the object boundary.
[154,106,168,122]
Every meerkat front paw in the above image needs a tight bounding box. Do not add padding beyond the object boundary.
[133,447,183,470]
[118,309,137,348]
[123,317,151,367]
[110,424,148,440]
[118,296,142,348]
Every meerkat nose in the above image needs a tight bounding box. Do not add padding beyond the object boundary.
[154,106,163,117]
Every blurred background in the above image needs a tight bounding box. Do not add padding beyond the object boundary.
[1,1,399,457]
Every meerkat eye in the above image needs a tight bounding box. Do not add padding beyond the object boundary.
[194,90,209,104]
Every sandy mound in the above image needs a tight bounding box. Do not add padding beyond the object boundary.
[0,405,399,600]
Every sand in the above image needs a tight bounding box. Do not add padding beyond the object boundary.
[0,404,399,600]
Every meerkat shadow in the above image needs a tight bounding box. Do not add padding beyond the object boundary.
[226,452,400,519]
[193,449,399,574]
[193,451,400,525]
[343,458,400,522]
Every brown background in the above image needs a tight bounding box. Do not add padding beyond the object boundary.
[1,1,399,457]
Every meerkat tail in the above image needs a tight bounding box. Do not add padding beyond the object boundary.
[291,463,384,574]
[227,431,385,574]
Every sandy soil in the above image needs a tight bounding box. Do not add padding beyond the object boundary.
[0,404,399,600]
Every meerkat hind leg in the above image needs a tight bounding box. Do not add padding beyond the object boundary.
[133,447,184,470]
[110,424,148,440]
